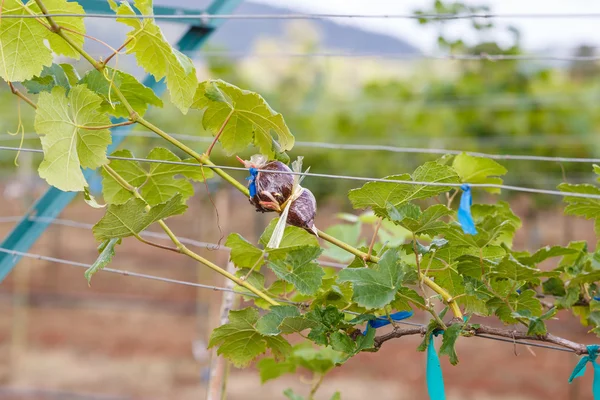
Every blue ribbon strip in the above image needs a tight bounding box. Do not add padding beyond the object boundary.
[362,310,413,336]
[427,331,446,400]
[569,345,600,400]
[458,184,477,235]
[246,167,258,197]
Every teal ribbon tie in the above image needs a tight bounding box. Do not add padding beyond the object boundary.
[569,344,600,400]
[426,332,446,400]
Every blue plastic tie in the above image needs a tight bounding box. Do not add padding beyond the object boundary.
[569,345,600,400]
[362,310,413,336]
[458,184,477,235]
[427,331,446,400]
[246,167,258,197]
[594,296,600,301]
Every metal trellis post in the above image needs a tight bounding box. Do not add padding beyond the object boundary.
[0,0,242,281]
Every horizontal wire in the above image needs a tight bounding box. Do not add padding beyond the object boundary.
[473,333,575,353]
[4,12,600,20]
[286,141,600,163]
[6,132,599,163]
[0,246,581,354]
[0,247,247,295]
[0,215,348,268]
[3,132,599,158]
[0,215,225,251]
[1,145,598,200]
[198,50,600,62]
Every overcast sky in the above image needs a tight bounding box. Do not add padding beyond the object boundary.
[253,0,600,53]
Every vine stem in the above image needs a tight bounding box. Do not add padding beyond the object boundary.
[317,230,463,318]
[135,117,249,194]
[103,36,132,66]
[206,109,234,156]
[373,321,590,355]
[101,164,279,307]
[32,0,460,317]
[7,82,37,109]
[365,217,382,262]
[309,374,325,400]
[33,0,100,69]
[80,121,135,130]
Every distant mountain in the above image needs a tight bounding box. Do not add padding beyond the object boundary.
[152,0,419,55]
[79,1,418,77]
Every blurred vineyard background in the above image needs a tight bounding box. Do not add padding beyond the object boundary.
[0,0,599,399]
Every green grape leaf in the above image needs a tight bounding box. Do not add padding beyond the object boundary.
[267,247,325,295]
[192,79,294,158]
[256,305,301,336]
[558,183,600,220]
[385,202,422,222]
[330,392,341,400]
[490,256,554,283]
[312,277,354,309]
[92,195,187,241]
[278,316,317,334]
[460,277,493,315]
[306,306,345,346]
[79,68,163,117]
[30,0,86,58]
[338,249,406,309]
[225,234,264,269]
[83,187,105,209]
[516,245,579,266]
[208,307,291,368]
[293,344,344,373]
[330,332,356,354]
[430,268,465,299]
[440,323,462,365]
[109,0,197,112]
[392,287,426,310]
[22,63,79,94]
[101,148,212,206]
[349,161,460,213]
[569,270,600,285]
[355,325,376,352]
[542,277,566,297]
[487,289,542,324]
[233,271,266,301]
[257,358,296,383]
[452,153,507,193]
[514,308,556,336]
[34,85,112,192]
[84,238,120,284]
[0,0,84,82]
[390,204,452,234]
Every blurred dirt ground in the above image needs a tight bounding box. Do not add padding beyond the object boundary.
[0,186,597,400]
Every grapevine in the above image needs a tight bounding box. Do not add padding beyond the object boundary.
[2,1,600,399]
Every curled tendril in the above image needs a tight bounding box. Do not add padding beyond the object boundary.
[7,98,25,166]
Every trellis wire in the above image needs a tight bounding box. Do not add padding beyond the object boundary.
[1,146,598,200]
[5,12,600,20]
[0,215,225,251]
[197,50,600,62]
[0,215,348,268]
[4,132,599,163]
[0,246,579,354]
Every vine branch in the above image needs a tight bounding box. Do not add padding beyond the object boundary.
[373,321,590,355]
[7,82,37,109]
